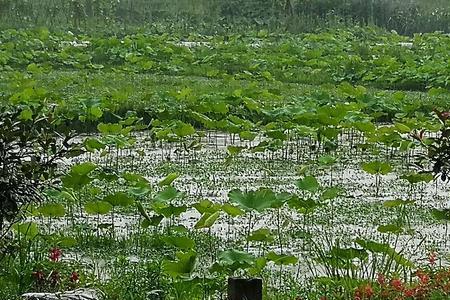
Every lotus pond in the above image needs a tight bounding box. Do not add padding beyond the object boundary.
[2,27,450,300]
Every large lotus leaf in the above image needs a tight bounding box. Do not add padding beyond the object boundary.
[97,123,122,135]
[297,176,320,193]
[141,215,164,228]
[153,203,187,218]
[163,236,195,250]
[221,203,244,217]
[71,162,97,175]
[103,192,134,207]
[162,250,197,278]
[217,249,255,272]
[154,186,183,202]
[362,161,392,175]
[228,188,280,212]
[172,122,195,137]
[400,172,433,184]
[431,209,450,221]
[247,228,274,243]
[13,222,39,239]
[61,172,93,190]
[158,172,180,187]
[195,211,220,229]
[266,251,298,266]
[38,203,65,217]
[355,238,413,268]
[84,201,112,215]
[193,199,221,214]
[329,247,368,261]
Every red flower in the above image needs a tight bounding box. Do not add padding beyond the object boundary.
[377,273,386,285]
[364,285,374,298]
[390,278,403,291]
[420,274,429,285]
[49,247,62,262]
[404,288,415,297]
[70,271,80,283]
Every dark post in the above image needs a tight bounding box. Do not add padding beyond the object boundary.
[227,278,263,300]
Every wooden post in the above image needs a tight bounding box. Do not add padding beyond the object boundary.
[228,278,262,300]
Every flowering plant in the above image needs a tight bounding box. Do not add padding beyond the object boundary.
[31,247,82,292]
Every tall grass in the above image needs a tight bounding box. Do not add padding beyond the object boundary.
[0,0,449,34]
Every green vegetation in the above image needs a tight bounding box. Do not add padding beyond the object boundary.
[1,0,450,34]
[1,8,450,300]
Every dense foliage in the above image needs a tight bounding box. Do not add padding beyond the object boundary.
[3,28,450,92]
[1,25,450,300]
[0,103,80,246]
[0,0,449,34]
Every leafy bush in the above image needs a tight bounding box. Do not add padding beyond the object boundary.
[0,103,81,245]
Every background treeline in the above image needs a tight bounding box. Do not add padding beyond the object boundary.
[0,0,449,34]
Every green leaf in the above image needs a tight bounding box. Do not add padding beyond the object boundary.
[128,183,151,196]
[239,131,257,141]
[84,201,113,215]
[163,236,195,250]
[362,161,392,175]
[154,186,182,202]
[355,238,413,267]
[217,249,255,272]
[159,173,180,187]
[221,203,244,217]
[228,188,279,212]
[288,197,321,213]
[136,201,150,220]
[265,130,286,140]
[173,122,195,137]
[383,199,415,208]
[103,192,134,207]
[394,123,411,133]
[84,138,105,152]
[297,176,320,192]
[38,203,65,217]
[162,250,197,278]
[227,146,246,156]
[321,187,342,200]
[141,215,164,228]
[61,172,93,190]
[71,162,97,176]
[58,236,77,247]
[266,252,298,266]
[400,172,434,184]
[377,224,403,234]
[19,108,33,121]
[195,211,220,229]
[318,155,337,166]
[122,172,149,183]
[13,222,39,239]
[153,203,187,218]
[431,209,450,221]
[193,199,221,214]
[247,228,274,242]
[329,247,368,261]
[97,123,123,135]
